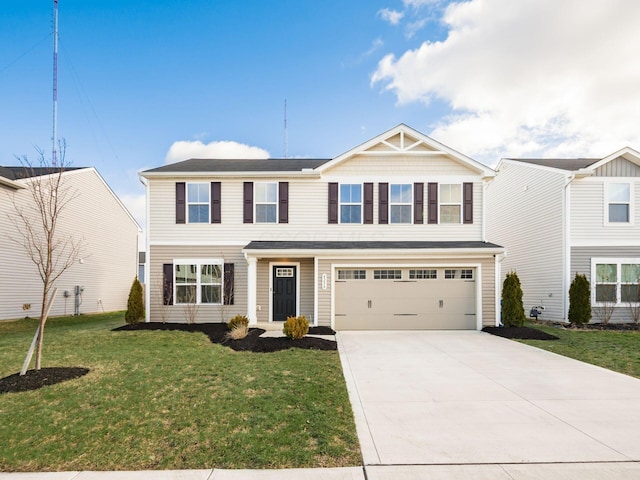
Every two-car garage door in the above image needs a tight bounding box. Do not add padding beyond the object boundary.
[334,267,477,330]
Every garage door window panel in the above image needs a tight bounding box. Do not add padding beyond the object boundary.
[410,269,437,279]
[338,269,366,280]
[374,269,402,280]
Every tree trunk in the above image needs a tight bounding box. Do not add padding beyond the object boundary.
[35,289,49,370]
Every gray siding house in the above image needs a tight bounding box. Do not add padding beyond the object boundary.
[486,147,640,322]
[140,125,504,330]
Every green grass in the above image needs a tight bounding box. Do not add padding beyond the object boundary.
[0,313,361,472]
[519,322,640,379]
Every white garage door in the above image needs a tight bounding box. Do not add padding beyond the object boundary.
[334,267,477,330]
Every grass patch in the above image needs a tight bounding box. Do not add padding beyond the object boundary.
[518,322,640,379]
[0,313,360,472]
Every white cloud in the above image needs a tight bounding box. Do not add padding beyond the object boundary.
[118,192,146,229]
[164,140,270,164]
[378,8,404,25]
[372,0,640,163]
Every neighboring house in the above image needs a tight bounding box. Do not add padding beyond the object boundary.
[140,124,504,330]
[0,166,140,321]
[486,147,640,323]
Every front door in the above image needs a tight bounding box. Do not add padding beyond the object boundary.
[273,265,297,321]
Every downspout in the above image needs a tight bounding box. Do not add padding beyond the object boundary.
[563,174,576,322]
[138,174,151,322]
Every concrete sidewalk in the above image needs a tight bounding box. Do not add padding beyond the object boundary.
[337,330,640,478]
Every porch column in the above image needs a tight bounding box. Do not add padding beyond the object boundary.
[246,255,257,324]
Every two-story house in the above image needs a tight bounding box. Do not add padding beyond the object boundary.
[0,166,140,320]
[486,147,640,322]
[140,124,504,330]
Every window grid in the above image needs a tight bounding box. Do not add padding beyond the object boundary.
[440,184,462,224]
[340,184,362,224]
[255,182,277,223]
[389,184,412,224]
[409,269,437,279]
[374,269,402,280]
[337,269,366,280]
[187,183,210,223]
[175,261,222,305]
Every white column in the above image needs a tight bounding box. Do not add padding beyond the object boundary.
[246,256,257,324]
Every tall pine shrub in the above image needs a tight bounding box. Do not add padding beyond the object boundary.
[568,273,591,325]
[502,271,526,327]
[125,277,145,324]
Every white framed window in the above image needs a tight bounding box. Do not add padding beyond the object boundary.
[340,184,362,224]
[606,182,632,224]
[187,183,209,223]
[374,269,402,280]
[337,269,366,280]
[592,258,640,305]
[255,182,277,223]
[390,184,412,223]
[174,259,223,304]
[409,269,437,279]
[440,184,462,224]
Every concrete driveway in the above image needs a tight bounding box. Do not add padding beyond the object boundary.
[337,331,640,477]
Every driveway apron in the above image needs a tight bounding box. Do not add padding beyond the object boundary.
[337,331,640,466]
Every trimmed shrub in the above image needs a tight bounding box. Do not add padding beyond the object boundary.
[568,273,591,325]
[125,277,145,324]
[227,314,249,331]
[283,315,309,339]
[502,271,526,327]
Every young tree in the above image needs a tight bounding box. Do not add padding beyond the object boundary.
[568,273,591,325]
[125,277,145,323]
[7,144,84,370]
[502,271,526,327]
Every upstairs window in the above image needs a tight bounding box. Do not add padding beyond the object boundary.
[390,184,412,223]
[340,184,362,223]
[607,183,631,223]
[440,184,461,224]
[255,182,277,223]
[187,183,210,223]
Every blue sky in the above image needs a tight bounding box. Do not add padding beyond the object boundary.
[3,0,640,226]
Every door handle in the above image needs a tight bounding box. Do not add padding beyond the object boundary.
[368,300,372,309]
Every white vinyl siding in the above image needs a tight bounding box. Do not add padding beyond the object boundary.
[486,161,566,319]
[0,169,139,320]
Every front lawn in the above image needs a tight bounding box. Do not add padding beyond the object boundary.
[518,322,640,379]
[0,313,361,472]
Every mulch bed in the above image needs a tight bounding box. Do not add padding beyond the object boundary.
[113,322,337,353]
[0,367,90,395]
[482,326,559,340]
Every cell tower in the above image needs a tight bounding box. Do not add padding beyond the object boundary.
[52,0,59,166]
[284,99,288,158]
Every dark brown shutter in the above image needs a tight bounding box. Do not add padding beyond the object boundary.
[463,182,473,224]
[328,183,338,224]
[414,183,424,224]
[428,182,438,224]
[223,263,234,305]
[378,183,388,224]
[243,182,253,224]
[176,182,186,224]
[278,182,289,224]
[211,182,221,224]
[363,183,373,224]
[162,263,173,305]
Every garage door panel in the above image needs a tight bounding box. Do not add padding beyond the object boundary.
[335,268,476,330]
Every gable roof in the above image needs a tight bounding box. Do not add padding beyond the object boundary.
[142,158,330,176]
[501,147,640,175]
[0,165,85,180]
[317,124,495,177]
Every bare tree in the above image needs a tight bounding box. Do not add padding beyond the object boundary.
[628,282,640,326]
[155,270,173,323]
[182,286,199,324]
[7,144,85,371]
[594,288,616,325]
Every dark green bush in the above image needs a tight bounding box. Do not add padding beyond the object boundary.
[568,273,591,325]
[227,314,249,330]
[283,315,309,339]
[502,271,526,327]
[125,277,145,324]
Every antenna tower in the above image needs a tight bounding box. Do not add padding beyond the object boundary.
[284,99,288,158]
[52,0,59,166]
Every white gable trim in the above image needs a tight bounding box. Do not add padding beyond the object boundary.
[317,124,495,178]
[581,147,640,173]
